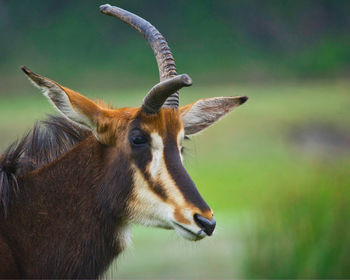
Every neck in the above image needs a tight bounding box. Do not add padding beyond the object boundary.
[1,136,131,278]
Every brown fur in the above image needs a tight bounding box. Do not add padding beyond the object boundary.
[0,117,128,278]
[1,65,238,278]
[0,105,212,278]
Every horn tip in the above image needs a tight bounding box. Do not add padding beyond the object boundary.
[99,4,112,13]
[181,74,192,87]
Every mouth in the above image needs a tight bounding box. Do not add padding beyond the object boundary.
[172,221,206,241]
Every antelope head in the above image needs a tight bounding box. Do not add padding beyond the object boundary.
[21,5,248,241]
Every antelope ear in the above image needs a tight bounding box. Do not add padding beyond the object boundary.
[21,66,104,135]
[180,96,248,135]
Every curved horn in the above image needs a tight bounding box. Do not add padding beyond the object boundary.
[142,74,192,114]
[100,4,182,109]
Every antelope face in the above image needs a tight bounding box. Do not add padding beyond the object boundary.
[22,66,247,241]
[126,109,214,241]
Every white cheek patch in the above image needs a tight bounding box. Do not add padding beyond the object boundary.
[129,165,173,228]
[149,133,164,178]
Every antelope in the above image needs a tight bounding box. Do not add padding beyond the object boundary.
[0,4,248,279]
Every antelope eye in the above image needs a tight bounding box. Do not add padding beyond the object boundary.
[130,130,149,147]
[132,135,148,145]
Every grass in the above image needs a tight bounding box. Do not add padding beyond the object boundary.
[1,80,350,278]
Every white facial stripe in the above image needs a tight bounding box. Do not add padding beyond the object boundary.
[151,132,186,207]
[131,139,189,225]
[149,133,164,178]
[147,130,192,210]
[129,130,207,240]
[148,132,186,207]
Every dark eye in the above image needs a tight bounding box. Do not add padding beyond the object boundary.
[132,135,148,145]
[129,129,149,147]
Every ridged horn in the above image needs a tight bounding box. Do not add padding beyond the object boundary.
[100,4,184,110]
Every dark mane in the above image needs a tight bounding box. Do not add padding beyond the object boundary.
[0,116,91,214]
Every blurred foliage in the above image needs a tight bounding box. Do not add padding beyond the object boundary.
[1,0,350,93]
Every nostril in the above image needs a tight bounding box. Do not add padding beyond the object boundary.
[194,214,216,236]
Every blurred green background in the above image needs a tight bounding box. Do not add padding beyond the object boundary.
[1,0,350,278]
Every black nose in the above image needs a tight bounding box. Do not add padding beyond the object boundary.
[194,214,216,236]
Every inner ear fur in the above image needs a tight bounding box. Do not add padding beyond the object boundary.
[21,66,107,138]
[180,96,248,135]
